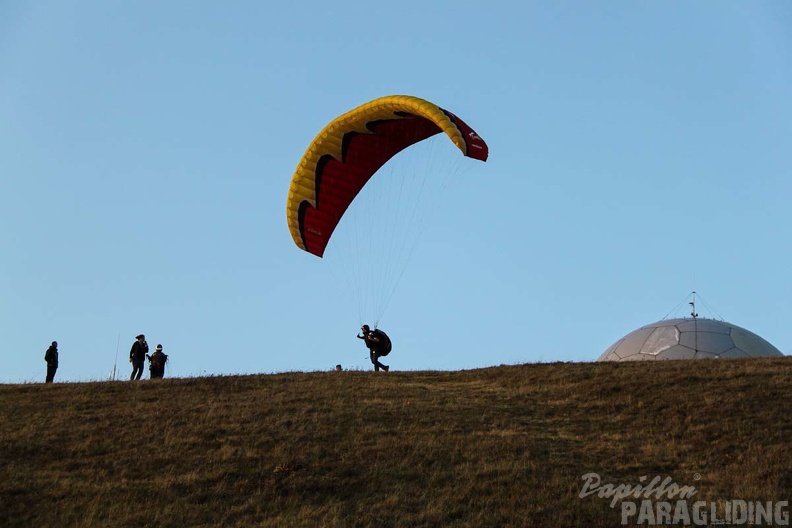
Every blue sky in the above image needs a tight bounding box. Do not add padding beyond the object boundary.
[2,1,790,382]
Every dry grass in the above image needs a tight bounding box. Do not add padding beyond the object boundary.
[1,358,791,527]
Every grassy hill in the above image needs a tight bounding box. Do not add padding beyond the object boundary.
[1,358,791,527]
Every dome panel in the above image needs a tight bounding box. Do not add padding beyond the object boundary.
[598,350,618,361]
[620,350,657,361]
[639,326,679,356]
[678,331,735,355]
[676,319,731,334]
[692,351,721,360]
[599,338,626,360]
[720,347,750,358]
[731,327,783,357]
[654,345,696,360]
[600,328,655,360]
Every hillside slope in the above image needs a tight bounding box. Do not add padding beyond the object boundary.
[1,358,791,527]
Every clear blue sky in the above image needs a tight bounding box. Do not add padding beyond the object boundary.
[2,1,790,382]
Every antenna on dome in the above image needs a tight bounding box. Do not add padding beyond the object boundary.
[689,291,699,355]
[689,291,698,319]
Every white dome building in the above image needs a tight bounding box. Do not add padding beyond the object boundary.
[598,317,784,362]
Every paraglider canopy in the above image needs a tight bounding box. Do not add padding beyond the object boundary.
[286,95,489,257]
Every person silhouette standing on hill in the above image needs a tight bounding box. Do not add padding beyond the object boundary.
[129,334,148,380]
[146,344,168,379]
[357,324,391,372]
[44,341,58,383]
